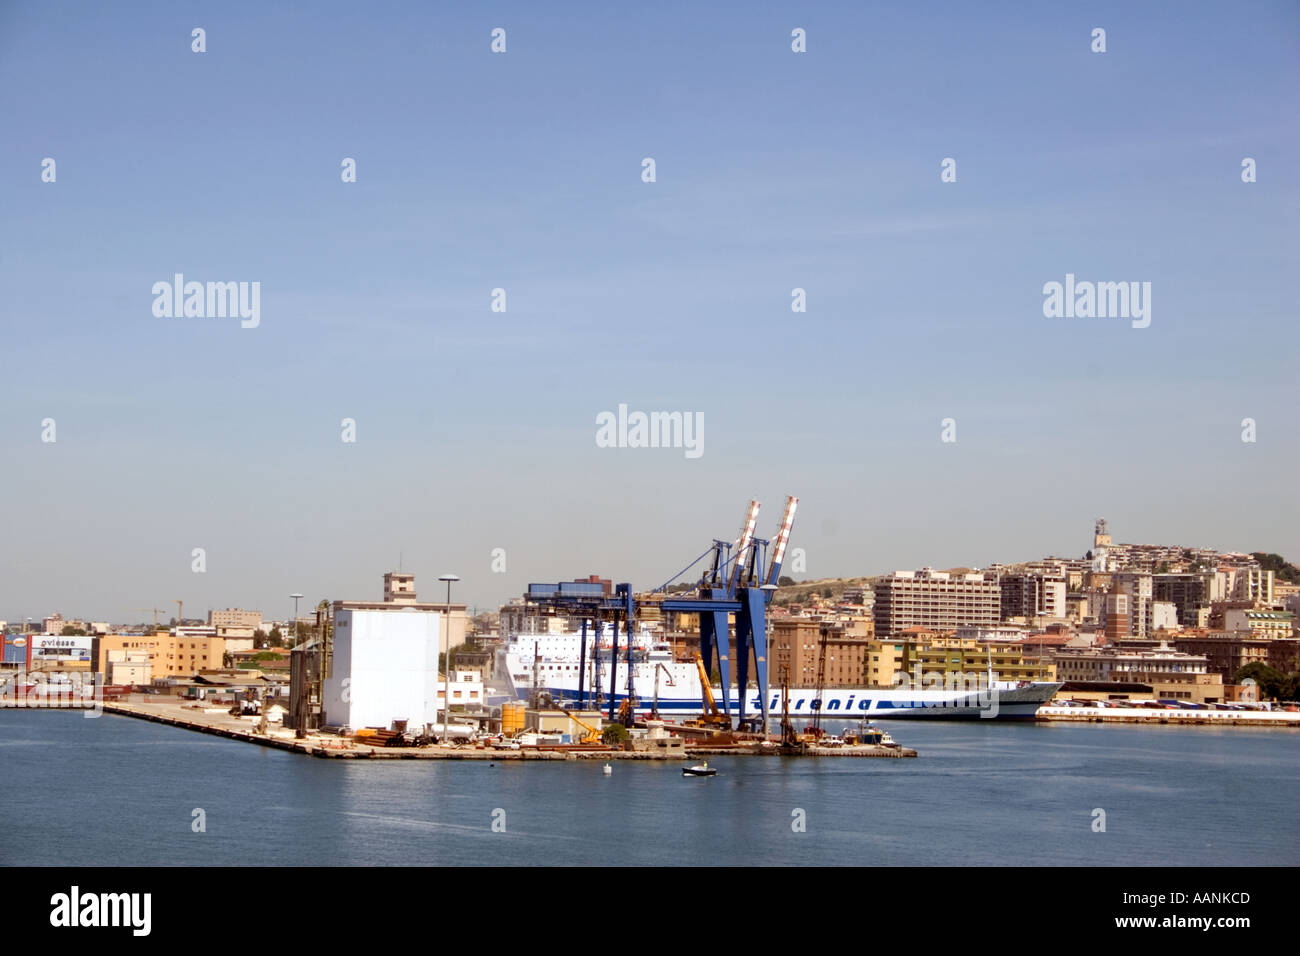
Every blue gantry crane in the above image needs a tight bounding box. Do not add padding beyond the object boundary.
[522,495,798,731]
[519,580,637,722]
[656,495,799,731]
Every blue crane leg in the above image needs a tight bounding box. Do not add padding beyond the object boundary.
[710,608,732,716]
[578,618,588,708]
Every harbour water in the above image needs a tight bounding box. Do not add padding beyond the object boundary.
[2,710,1296,866]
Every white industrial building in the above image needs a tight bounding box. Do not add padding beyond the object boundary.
[321,572,468,732]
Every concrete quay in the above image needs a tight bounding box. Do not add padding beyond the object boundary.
[89,698,916,759]
[1036,705,1300,727]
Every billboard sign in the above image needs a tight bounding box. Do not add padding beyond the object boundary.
[32,635,93,661]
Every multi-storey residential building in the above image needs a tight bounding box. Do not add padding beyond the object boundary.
[899,636,1055,686]
[1151,601,1180,632]
[864,639,907,687]
[1000,572,1067,621]
[1153,572,1225,627]
[872,569,1000,637]
[1112,572,1154,638]
[382,571,417,604]
[93,633,226,679]
[42,614,83,635]
[105,649,152,685]
[770,618,868,688]
[208,608,263,637]
[1223,609,1294,640]
[1228,567,1274,605]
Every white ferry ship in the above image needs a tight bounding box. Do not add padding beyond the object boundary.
[497,625,1061,720]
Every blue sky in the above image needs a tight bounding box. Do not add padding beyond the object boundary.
[2,1,1297,624]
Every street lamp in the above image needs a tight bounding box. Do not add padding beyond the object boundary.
[438,574,459,741]
[290,593,303,647]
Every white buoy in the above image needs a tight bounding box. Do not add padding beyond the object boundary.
[603,763,612,775]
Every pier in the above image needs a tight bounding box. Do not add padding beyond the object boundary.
[1036,705,1300,727]
[82,698,915,759]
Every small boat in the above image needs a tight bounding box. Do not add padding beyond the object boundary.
[682,761,716,777]
[602,763,612,775]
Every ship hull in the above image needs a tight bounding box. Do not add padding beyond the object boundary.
[511,681,1061,721]
[500,637,1060,721]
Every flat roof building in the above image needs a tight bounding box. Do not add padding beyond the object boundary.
[873,569,1000,637]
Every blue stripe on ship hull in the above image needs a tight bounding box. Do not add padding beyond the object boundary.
[517,687,1044,719]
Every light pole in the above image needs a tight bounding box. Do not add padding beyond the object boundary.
[290,593,303,647]
[438,574,459,742]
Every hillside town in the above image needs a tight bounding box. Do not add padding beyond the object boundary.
[4,520,1298,732]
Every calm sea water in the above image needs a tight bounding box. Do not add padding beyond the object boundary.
[1,710,1296,866]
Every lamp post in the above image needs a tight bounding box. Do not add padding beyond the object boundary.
[290,593,303,647]
[438,574,459,742]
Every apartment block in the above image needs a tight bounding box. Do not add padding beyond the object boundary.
[1000,572,1067,621]
[1223,609,1295,640]
[1112,572,1154,638]
[93,633,226,680]
[872,569,1000,637]
[208,608,263,637]
[770,619,869,688]
[1153,572,1225,627]
[901,636,1055,685]
[1229,567,1274,605]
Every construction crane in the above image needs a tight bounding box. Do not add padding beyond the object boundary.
[778,664,800,751]
[560,707,603,744]
[132,607,166,630]
[689,652,732,729]
[651,662,675,719]
[810,623,830,739]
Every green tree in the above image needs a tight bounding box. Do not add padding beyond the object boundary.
[267,626,284,648]
[601,724,630,746]
[1251,552,1300,584]
[778,576,795,587]
[1233,662,1298,700]
[60,626,87,636]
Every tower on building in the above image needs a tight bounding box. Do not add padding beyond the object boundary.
[383,571,417,604]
